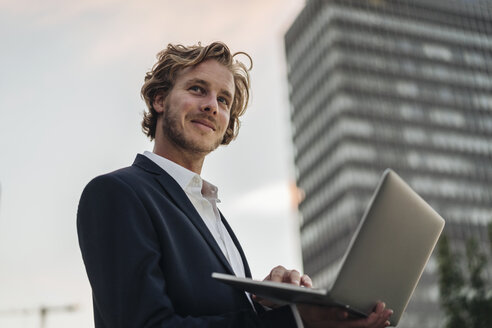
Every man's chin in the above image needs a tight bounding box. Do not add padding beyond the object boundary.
[165,129,221,154]
[180,139,222,155]
[188,135,223,153]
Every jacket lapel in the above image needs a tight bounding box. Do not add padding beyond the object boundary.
[133,154,235,275]
[220,212,252,278]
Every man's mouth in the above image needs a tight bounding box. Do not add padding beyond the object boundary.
[191,119,216,131]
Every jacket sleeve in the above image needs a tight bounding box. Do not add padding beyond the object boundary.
[77,174,298,328]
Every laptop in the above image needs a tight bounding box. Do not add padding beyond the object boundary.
[212,169,445,326]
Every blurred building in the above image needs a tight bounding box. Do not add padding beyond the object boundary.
[284,0,492,327]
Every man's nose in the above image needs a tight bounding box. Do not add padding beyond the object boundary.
[200,95,218,115]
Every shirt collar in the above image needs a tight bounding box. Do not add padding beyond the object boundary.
[143,151,220,202]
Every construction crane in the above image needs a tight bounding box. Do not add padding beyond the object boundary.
[0,304,78,328]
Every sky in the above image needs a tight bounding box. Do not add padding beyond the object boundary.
[0,0,306,326]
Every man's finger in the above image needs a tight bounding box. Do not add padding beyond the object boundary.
[334,305,391,328]
[268,265,287,282]
[283,269,301,285]
[365,305,393,328]
[374,301,385,313]
[369,303,392,328]
[300,274,313,287]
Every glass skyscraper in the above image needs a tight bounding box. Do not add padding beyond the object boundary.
[284,0,492,327]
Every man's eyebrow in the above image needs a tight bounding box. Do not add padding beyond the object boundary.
[186,78,209,87]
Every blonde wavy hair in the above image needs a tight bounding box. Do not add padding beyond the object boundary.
[141,41,252,145]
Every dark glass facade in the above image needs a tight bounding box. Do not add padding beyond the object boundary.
[284,0,492,327]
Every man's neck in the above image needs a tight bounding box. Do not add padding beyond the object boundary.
[152,144,206,175]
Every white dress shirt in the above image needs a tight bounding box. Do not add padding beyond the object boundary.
[142,151,303,327]
[143,151,245,278]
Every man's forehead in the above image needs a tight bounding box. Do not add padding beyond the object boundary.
[178,60,234,93]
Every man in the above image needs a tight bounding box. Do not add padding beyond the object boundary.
[77,41,392,327]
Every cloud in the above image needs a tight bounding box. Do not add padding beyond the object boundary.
[1,0,303,69]
[225,181,293,215]
[0,0,121,24]
[11,0,301,66]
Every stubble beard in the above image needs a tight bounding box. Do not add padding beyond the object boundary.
[162,103,223,155]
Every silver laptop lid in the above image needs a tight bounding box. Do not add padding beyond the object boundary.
[330,169,445,326]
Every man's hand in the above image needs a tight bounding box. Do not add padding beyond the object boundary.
[266,265,313,287]
[252,265,393,328]
[298,302,393,328]
[252,265,312,308]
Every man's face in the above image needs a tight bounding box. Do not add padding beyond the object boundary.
[155,59,234,156]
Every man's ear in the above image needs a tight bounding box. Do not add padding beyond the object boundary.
[153,94,166,113]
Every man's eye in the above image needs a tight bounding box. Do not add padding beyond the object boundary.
[190,86,204,93]
[218,97,228,105]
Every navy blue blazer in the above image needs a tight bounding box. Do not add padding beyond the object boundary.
[77,154,297,327]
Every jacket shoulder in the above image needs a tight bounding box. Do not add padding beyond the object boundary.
[88,161,154,186]
[80,164,153,202]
